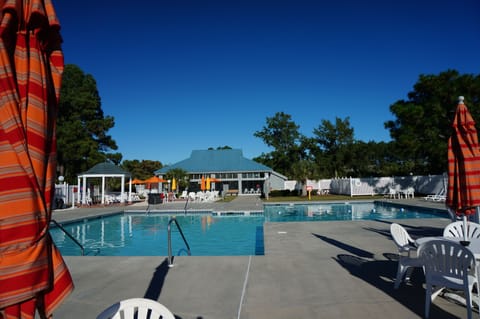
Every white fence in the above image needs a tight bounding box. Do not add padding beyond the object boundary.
[54,183,77,209]
[286,174,447,197]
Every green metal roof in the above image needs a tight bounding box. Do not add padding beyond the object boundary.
[156,149,272,174]
[79,162,131,176]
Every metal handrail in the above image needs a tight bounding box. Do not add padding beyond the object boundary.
[183,195,189,214]
[50,219,85,256]
[167,216,191,267]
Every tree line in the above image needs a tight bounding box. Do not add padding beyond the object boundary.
[56,65,479,184]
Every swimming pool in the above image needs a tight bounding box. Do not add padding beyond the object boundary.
[50,201,446,256]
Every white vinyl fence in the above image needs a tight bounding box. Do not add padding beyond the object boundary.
[286,174,447,197]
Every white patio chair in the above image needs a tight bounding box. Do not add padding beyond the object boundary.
[388,188,398,199]
[188,192,196,201]
[443,221,480,239]
[390,223,423,289]
[96,297,175,319]
[180,190,188,199]
[418,240,478,319]
[404,187,414,198]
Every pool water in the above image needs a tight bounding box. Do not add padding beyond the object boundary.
[264,202,444,222]
[51,202,445,256]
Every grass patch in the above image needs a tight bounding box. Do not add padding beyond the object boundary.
[218,195,237,202]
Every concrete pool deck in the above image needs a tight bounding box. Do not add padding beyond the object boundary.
[53,197,471,318]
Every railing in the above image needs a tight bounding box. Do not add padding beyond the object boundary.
[50,219,85,256]
[167,216,191,267]
[183,195,189,214]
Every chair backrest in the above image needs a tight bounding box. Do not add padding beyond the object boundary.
[96,298,175,319]
[443,221,480,239]
[418,240,475,283]
[390,223,414,249]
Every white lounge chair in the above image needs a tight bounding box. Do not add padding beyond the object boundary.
[180,190,188,199]
[423,188,445,202]
[390,223,423,289]
[418,240,478,319]
[96,297,175,319]
[196,191,206,201]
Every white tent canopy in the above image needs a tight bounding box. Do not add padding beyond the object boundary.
[77,162,132,205]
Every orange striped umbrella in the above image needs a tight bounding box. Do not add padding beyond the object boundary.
[0,0,74,318]
[446,97,480,239]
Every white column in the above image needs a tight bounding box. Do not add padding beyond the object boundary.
[128,177,132,203]
[101,176,106,204]
[120,175,125,203]
[82,176,87,205]
[77,177,81,204]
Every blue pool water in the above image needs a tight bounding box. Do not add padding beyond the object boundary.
[51,202,445,256]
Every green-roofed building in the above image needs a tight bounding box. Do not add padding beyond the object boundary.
[155,149,287,195]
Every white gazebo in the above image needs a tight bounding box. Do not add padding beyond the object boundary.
[77,162,132,205]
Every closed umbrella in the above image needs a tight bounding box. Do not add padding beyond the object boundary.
[0,0,74,318]
[446,96,480,243]
[171,178,177,191]
[200,176,206,191]
[206,177,211,191]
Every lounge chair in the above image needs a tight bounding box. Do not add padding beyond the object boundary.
[423,188,445,202]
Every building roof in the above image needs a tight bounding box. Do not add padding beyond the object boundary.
[156,149,272,174]
[79,162,131,177]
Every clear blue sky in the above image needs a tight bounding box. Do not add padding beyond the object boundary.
[54,0,480,165]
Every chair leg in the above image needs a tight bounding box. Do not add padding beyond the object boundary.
[425,284,432,319]
[394,262,406,289]
[465,290,472,319]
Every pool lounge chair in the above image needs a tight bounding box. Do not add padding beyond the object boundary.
[423,188,446,202]
[180,190,188,199]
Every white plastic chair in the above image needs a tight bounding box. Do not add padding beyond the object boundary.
[443,221,480,239]
[96,298,175,319]
[388,188,398,199]
[418,240,478,319]
[404,187,414,198]
[390,223,423,289]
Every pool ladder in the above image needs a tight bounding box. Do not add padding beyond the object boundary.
[167,216,191,267]
[51,219,85,256]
